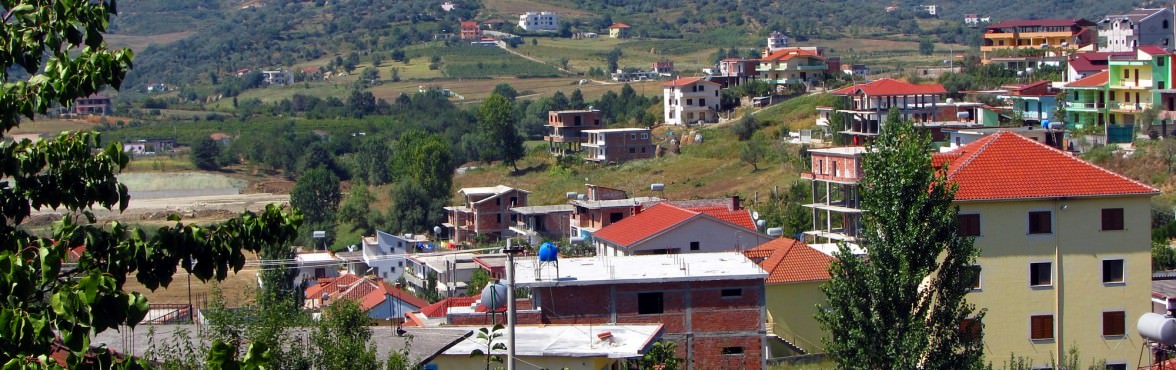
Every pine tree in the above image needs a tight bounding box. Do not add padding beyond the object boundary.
[817,108,986,369]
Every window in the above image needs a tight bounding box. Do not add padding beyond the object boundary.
[640,133,649,139]
[960,318,981,343]
[1030,314,1054,340]
[721,347,744,355]
[1103,311,1126,336]
[637,292,664,314]
[1030,262,1052,287]
[700,98,706,106]
[496,214,502,223]
[1103,259,1125,284]
[686,98,693,105]
[690,241,700,251]
[965,265,982,290]
[1107,364,1129,370]
[1124,69,1130,79]
[721,288,743,297]
[1028,211,1052,234]
[1102,208,1124,231]
[958,214,981,236]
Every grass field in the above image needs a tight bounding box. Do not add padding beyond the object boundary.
[514,37,716,76]
[105,31,194,53]
[366,77,663,104]
[482,0,594,18]
[455,125,802,207]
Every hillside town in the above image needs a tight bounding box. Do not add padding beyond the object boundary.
[16,1,1176,370]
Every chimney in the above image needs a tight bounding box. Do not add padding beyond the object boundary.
[731,196,741,210]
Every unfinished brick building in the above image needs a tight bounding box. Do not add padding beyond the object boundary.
[513,252,768,370]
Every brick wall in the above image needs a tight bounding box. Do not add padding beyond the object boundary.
[531,279,765,369]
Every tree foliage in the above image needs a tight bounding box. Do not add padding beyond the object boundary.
[313,299,380,370]
[0,2,303,368]
[476,93,525,171]
[638,340,682,370]
[291,167,341,246]
[817,108,985,369]
[190,136,222,170]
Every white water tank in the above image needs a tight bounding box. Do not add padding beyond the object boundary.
[1138,313,1176,344]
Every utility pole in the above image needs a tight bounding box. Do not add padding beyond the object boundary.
[502,240,526,370]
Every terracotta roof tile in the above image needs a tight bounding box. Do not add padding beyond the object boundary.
[932,131,1159,201]
[419,296,480,318]
[689,206,757,230]
[593,203,699,247]
[307,275,427,313]
[1064,70,1108,88]
[744,238,834,284]
[609,23,631,29]
[986,18,1095,29]
[762,48,824,62]
[1140,45,1169,55]
[831,78,946,96]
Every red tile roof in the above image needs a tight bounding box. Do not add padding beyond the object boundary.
[762,48,824,62]
[663,77,715,87]
[831,78,946,96]
[688,206,757,230]
[986,18,1094,29]
[1067,52,1134,72]
[460,21,477,28]
[932,131,1158,201]
[609,23,631,29]
[1064,70,1108,88]
[419,296,480,318]
[744,237,834,284]
[593,203,698,247]
[1140,45,1169,55]
[306,275,428,313]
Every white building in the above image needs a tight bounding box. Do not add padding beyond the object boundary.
[766,31,790,53]
[1099,8,1175,52]
[261,70,294,85]
[662,77,721,125]
[360,230,418,282]
[291,252,340,287]
[518,11,559,32]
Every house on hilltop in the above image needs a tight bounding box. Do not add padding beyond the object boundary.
[591,202,764,256]
[303,275,427,321]
[444,185,529,244]
[608,22,631,38]
[1099,8,1175,52]
[663,77,721,125]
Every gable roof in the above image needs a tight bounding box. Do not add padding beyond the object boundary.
[744,237,834,284]
[831,78,946,96]
[608,22,631,29]
[1064,70,1108,88]
[418,296,480,318]
[931,131,1158,201]
[306,275,429,313]
[593,203,760,248]
[1068,52,1134,73]
[1103,8,1168,24]
[1139,45,1168,56]
[762,48,824,62]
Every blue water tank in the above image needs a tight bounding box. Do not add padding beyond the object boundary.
[1040,119,1050,128]
[538,242,559,262]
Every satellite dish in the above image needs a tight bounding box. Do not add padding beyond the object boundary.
[480,281,509,311]
[751,211,760,220]
[756,220,767,228]
[539,242,559,262]
[433,226,442,235]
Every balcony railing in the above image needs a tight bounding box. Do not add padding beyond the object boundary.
[1066,102,1101,110]
[1108,102,1152,112]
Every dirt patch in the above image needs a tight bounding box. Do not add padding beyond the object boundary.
[253,180,295,194]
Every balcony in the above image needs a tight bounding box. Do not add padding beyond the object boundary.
[1111,81,1153,90]
[1108,102,1152,112]
[1066,102,1101,111]
[795,65,826,71]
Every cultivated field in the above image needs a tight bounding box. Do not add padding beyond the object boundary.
[482,0,595,18]
[105,31,195,52]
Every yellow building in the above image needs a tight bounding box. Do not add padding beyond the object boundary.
[745,237,836,357]
[981,18,1097,64]
[934,131,1159,367]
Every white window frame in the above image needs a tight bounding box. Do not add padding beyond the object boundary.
[1029,261,1054,288]
[1101,257,1126,286]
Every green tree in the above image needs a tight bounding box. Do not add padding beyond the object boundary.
[291,167,342,246]
[492,83,518,101]
[817,108,986,369]
[338,181,380,235]
[191,136,223,170]
[0,2,302,368]
[919,38,935,55]
[393,131,454,200]
[606,47,623,72]
[477,93,525,171]
[740,135,769,171]
[313,299,380,370]
[1155,242,1176,271]
[638,340,682,370]
[570,89,586,109]
[829,97,850,145]
[467,269,493,296]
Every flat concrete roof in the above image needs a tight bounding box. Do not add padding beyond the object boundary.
[570,197,661,209]
[808,147,868,156]
[460,185,525,196]
[511,204,575,214]
[296,252,336,263]
[441,324,663,359]
[513,252,766,287]
[582,128,650,133]
[93,325,471,367]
